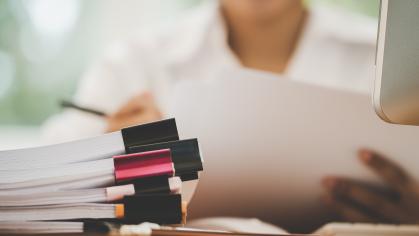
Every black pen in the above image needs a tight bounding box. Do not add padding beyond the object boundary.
[61,100,107,117]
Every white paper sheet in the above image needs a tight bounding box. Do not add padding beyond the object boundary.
[168,68,419,231]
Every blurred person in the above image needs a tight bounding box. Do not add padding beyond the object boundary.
[42,0,419,226]
[43,0,375,139]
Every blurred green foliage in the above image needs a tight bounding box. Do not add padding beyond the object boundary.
[0,0,98,125]
[0,0,379,126]
[311,0,379,16]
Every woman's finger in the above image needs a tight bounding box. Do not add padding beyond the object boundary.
[323,177,408,223]
[358,149,415,194]
[323,193,377,223]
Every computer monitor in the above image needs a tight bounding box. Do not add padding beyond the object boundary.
[374,0,419,125]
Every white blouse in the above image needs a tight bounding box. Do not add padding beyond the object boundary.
[42,2,378,144]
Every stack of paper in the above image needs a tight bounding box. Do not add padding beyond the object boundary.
[0,119,204,234]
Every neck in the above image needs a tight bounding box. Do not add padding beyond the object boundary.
[223,3,307,74]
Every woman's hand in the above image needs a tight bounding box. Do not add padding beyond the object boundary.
[106,92,162,132]
[322,149,419,224]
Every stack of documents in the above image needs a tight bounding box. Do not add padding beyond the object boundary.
[0,119,204,234]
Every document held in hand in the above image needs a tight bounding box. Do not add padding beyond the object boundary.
[169,68,419,230]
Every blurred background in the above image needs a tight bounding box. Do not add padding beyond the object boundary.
[0,0,378,149]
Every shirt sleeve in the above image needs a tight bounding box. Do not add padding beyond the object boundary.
[41,40,151,144]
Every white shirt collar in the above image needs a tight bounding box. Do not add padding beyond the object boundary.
[165,1,222,66]
[307,5,377,45]
[166,2,377,73]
